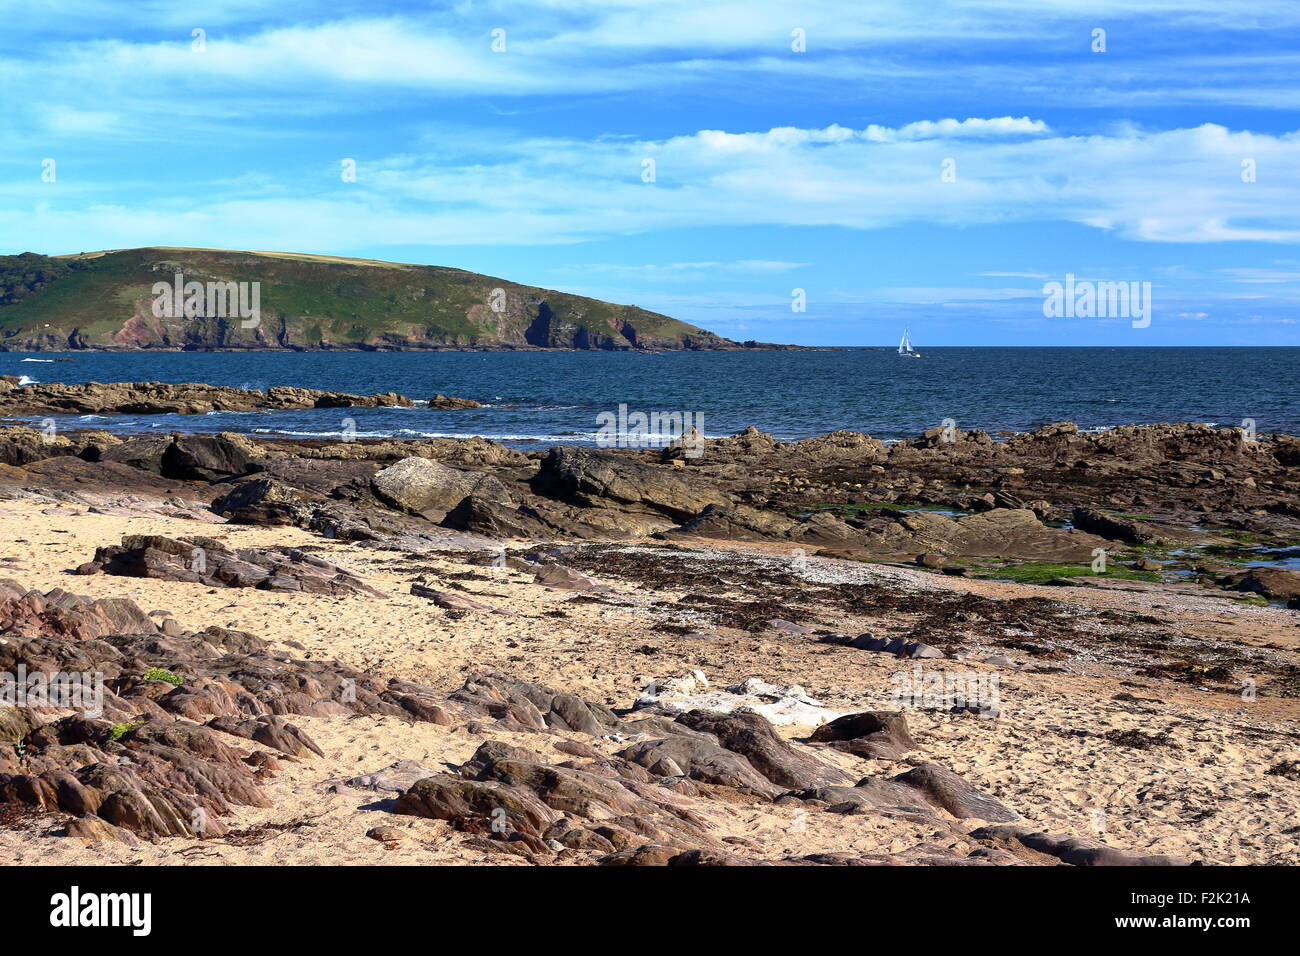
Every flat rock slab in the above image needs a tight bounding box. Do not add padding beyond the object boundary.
[970,825,1194,866]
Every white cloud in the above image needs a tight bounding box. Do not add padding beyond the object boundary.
[563,260,808,279]
[5,0,1300,128]
[6,120,1300,251]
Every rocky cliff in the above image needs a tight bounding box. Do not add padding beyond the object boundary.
[0,248,743,352]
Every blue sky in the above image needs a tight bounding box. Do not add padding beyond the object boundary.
[2,1,1299,345]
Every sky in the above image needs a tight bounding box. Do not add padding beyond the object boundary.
[2,0,1299,346]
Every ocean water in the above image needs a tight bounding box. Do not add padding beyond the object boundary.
[6,348,1298,447]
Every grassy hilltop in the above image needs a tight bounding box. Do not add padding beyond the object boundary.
[0,247,740,351]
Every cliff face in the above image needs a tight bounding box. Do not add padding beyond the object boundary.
[0,248,740,351]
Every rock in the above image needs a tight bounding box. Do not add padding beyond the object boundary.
[442,494,627,540]
[597,844,681,866]
[64,814,140,845]
[643,670,709,697]
[532,564,609,592]
[765,618,817,636]
[648,757,685,777]
[1234,567,1300,600]
[395,740,722,853]
[668,504,799,541]
[889,763,1019,822]
[344,761,442,793]
[371,457,505,515]
[970,825,1193,866]
[449,672,623,735]
[84,534,388,598]
[1071,508,1157,545]
[410,584,496,612]
[99,436,172,473]
[210,477,304,525]
[0,588,543,842]
[674,710,851,790]
[617,736,779,794]
[858,509,1108,562]
[819,633,947,661]
[0,381,416,417]
[810,711,917,760]
[163,433,258,481]
[429,394,482,409]
[366,826,405,842]
[532,446,727,522]
[906,642,946,659]
[393,776,561,836]
[916,553,948,569]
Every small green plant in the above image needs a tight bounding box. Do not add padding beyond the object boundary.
[143,667,184,685]
[108,720,143,742]
[976,562,1160,585]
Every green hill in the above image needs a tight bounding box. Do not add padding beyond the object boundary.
[0,247,741,351]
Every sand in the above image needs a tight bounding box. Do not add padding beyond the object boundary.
[1,499,1297,865]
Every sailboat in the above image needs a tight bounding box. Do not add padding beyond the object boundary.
[898,328,921,358]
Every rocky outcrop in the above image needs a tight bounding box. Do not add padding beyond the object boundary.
[809,711,918,760]
[532,446,728,523]
[856,508,1108,561]
[370,457,508,516]
[970,825,1192,866]
[1230,567,1300,601]
[209,477,307,525]
[672,709,851,790]
[0,380,426,416]
[447,672,625,736]
[891,763,1020,822]
[395,739,722,855]
[79,534,388,597]
[430,394,482,409]
[0,581,466,840]
[0,249,742,352]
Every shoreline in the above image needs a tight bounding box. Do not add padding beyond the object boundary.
[1,412,1297,866]
[1,497,1296,866]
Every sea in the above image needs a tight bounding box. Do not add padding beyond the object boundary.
[6,347,1298,448]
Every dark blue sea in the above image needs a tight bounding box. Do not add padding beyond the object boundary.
[6,348,1297,446]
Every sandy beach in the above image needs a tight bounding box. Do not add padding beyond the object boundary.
[2,489,1296,866]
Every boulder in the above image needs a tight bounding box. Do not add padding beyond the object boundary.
[890,763,1019,822]
[430,394,482,409]
[674,709,851,790]
[532,446,727,522]
[970,825,1192,865]
[1233,567,1300,600]
[532,564,609,592]
[99,436,172,474]
[162,433,258,481]
[210,477,304,524]
[810,711,917,760]
[371,457,505,515]
[1071,508,1158,545]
